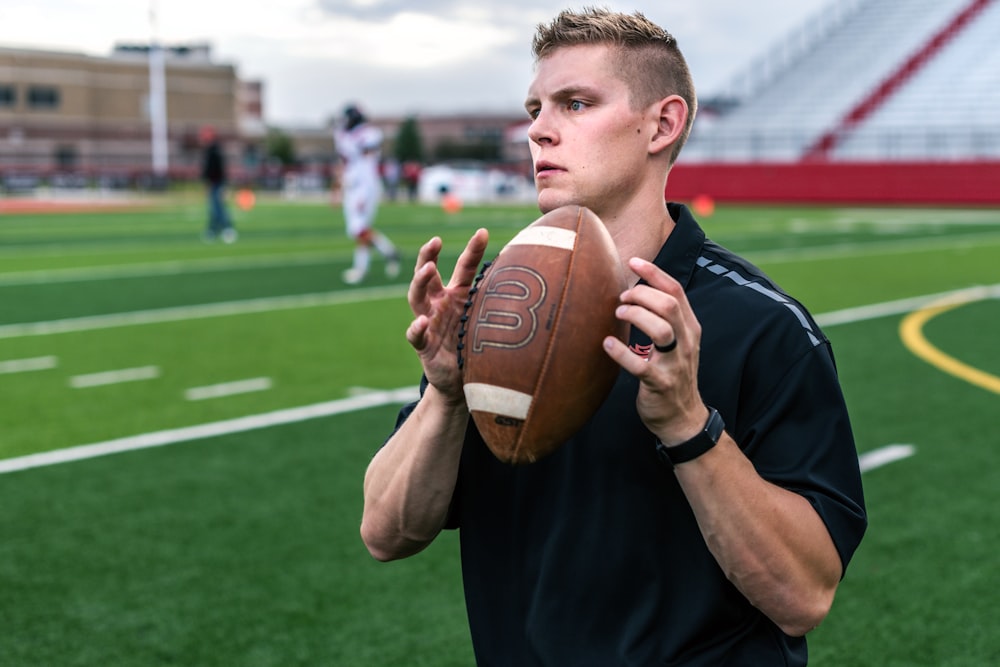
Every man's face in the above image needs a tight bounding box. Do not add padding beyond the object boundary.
[524,44,651,218]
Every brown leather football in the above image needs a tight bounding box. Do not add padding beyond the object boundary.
[458,205,628,464]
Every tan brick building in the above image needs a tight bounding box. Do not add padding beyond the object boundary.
[0,42,529,191]
[0,43,261,186]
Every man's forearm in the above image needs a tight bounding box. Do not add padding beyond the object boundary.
[360,385,469,561]
[674,436,843,636]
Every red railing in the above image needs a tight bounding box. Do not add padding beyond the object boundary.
[668,160,1000,205]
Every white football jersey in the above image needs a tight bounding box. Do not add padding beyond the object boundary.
[335,123,383,190]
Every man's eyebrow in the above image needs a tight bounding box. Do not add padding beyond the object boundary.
[525,85,599,109]
[552,85,598,100]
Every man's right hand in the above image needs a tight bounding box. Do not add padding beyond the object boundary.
[405,228,490,404]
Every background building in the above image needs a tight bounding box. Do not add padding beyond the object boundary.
[0,41,528,193]
[0,43,261,188]
[2,0,999,204]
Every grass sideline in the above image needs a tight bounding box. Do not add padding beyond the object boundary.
[1,195,998,665]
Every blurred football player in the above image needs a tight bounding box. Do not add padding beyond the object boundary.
[334,104,401,285]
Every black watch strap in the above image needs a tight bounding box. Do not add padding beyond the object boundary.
[656,407,725,467]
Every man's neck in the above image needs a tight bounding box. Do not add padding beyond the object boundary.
[604,201,675,286]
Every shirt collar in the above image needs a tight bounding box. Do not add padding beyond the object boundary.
[647,202,706,289]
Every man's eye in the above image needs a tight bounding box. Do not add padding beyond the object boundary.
[569,100,585,111]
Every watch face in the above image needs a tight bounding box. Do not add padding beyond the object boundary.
[705,408,725,443]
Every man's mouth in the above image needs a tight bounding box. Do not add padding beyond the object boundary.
[535,161,561,175]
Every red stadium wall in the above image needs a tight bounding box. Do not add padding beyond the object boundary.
[667,161,1000,206]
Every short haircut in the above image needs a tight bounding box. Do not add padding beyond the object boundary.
[532,7,697,165]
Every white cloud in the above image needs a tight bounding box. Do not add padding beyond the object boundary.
[273,11,517,69]
[0,0,833,125]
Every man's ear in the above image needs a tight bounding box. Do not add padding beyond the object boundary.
[649,95,688,157]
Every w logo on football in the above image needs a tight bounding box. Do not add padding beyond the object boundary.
[472,265,547,353]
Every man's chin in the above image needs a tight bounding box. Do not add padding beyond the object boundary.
[536,192,576,214]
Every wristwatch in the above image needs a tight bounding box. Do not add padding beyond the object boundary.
[655,406,725,466]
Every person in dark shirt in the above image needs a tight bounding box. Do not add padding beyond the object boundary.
[200,125,236,243]
[361,8,867,665]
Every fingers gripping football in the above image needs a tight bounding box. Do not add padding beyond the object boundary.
[406,229,489,398]
[604,258,705,442]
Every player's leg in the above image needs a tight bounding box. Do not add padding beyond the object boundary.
[342,190,372,284]
[361,185,401,277]
[219,186,237,244]
[371,231,401,277]
[343,229,372,285]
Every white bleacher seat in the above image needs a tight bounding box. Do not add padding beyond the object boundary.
[681,0,1000,162]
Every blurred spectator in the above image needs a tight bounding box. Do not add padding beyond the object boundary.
[382,157,402,201]
[200,126,237,243]
[402,160,422,203]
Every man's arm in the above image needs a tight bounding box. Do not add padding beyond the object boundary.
[605,257,843,636]
[361,385,468,561]
[671,434,842,636]
[360,229,490,561]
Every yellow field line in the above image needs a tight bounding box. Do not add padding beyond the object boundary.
[899,291,1000,395]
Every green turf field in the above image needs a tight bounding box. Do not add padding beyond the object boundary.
[1,193,998,665]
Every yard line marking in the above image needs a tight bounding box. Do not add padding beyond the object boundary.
[0,252,336,286]
[0,386,421,475]
[0,383,916,476]
[0,285,408,339]
[3,228,997,286]
[185,377,273,401]
[835,208,1000,225]
[899,291,1000,395]
[859,444,916,473]
[348,386,388,396]
[815,283,1000,328]
[3,282,993,342]
[0,355,58,374]
[749,230,1000,265]
[69,365,161,388]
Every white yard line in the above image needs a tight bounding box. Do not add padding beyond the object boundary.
[0,386,421,474]
[1,286,980,474]
[859,444,916,473]
[185,377,273,401]
[2,281,995,342]
[814,283,1000,328]
[69,365,160,388]
[0,252,335,286]
[749,230,1000,265]
[3,228,997,286]
[0,355,58,374]
[0,384,918,476]
[347,386,390,396]
[0,284,408,339]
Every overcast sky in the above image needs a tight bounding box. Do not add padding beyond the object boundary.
[0,0,834,127]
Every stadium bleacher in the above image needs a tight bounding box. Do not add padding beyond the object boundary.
[834,0,1000,159]
[683,0,1000,163]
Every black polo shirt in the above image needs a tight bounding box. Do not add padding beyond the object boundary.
[390,203,867,666]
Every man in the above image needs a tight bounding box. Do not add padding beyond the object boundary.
[361,9,866,665]
[334,104,401,284]
[200,125,236,243]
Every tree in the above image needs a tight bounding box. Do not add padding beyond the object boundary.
[394,116,424,163]
[432,137,502,162]
[265,127,296,166]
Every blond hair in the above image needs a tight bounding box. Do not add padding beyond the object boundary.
[532,7,697,165]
